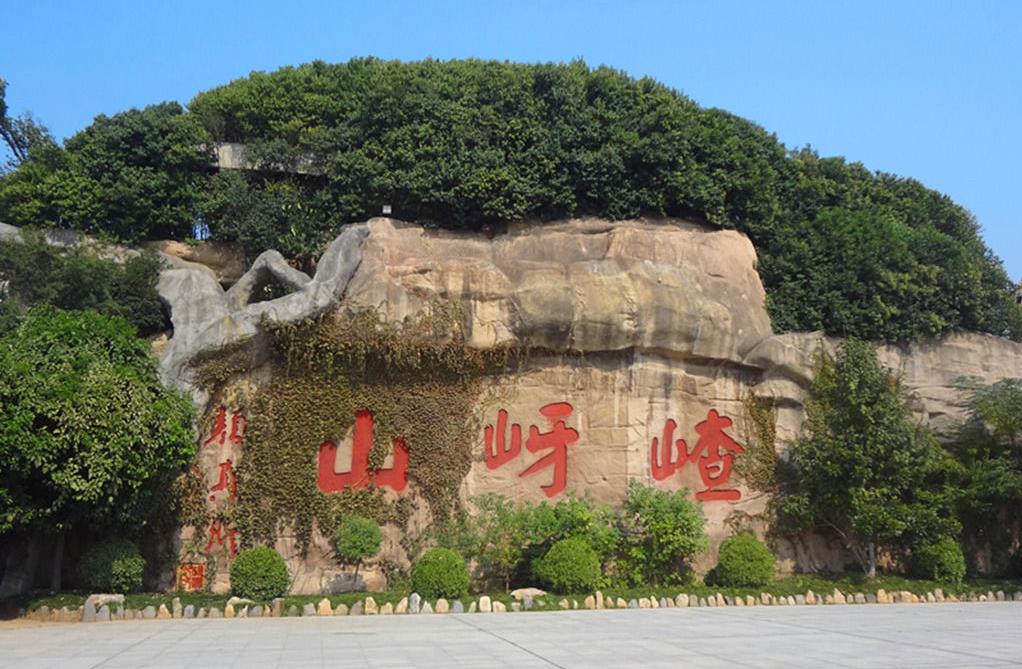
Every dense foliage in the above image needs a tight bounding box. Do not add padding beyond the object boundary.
[776,340,959,576]
[533,537,602,593]
[437,493,620,590]
[618,480,708,586]
[0,307,195,534]
[230,546,291,600]
[0,230,165,336]
[411,547,469,599]
[946,379,1022,574]
[333,515,382,577]
[76,539,146,593]
[1,59,1018,342]
[706,533,775,587]
[910,537,966,585]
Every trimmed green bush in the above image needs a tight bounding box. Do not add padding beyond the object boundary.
[230,546,290,600]
[412,548,469,599]
[707,533,775,587]
[911,537,966,585]
[77,539,145,592]
[533,537,602,593]
[334,515,382,576]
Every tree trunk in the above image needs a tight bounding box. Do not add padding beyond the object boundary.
[49,533,65,591]
[866,541,877,579]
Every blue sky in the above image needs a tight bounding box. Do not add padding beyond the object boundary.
[2,0,1019,280]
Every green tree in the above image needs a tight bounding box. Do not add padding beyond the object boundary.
[333,515,382,581]
[619,479,708,585]
[0,78,55,171]
[0,230,166,336]
[0,306,195,594]
[948,379,1022,574]
[776,340,958,577]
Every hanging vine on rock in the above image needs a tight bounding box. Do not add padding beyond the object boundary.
[193,302,525,554]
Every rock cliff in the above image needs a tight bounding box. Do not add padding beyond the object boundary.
[156,217,1022,591]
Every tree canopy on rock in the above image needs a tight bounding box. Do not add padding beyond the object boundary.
[1,58,1019,342]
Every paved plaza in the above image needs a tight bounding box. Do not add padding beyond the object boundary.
[2,602,1021,668]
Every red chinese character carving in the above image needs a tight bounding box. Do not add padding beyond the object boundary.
[650,409,745,502]
[650,418,686,481]
[518,402,580,498]
[317,409,409,493]
[204,518,237,557]
[484,409,522,469]
[209,459,237,501]
[203,407,245,447]
[177,563,206,591]
[690,409,744,501]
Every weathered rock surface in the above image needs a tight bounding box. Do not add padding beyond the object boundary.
[152,216,1022,585]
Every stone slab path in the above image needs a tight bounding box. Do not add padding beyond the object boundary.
[2,602,1021,668]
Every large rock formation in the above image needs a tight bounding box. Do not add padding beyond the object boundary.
[157,217,1022,591]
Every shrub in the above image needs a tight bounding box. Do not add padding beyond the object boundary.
[533,537,602,593]
[620,480,708,586]
[77,539,145,592]
[230,546,290,600]
[412,548,469,599]
[334,515,382,577]
[707,533,775,587]
[911,537,966,585]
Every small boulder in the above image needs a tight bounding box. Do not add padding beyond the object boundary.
[468,601,477,613]
[249,605,263,618]
[97,605,111,622]
[409,593,421,614]
[452,600,464,613]
[435,598,449,614]
[511,602,521,612]
[271,598,285,617]
[172,597,183,618]
[318,598,333,616]
[805,590,816,605]
[86,594,125,609]
[334,604,349,616]
[584,595,596,610]
[479,596,492,613]
[157,604,172,619]
[510,587,546,600]
[596,591,605,609]
[365,597,378,615]
[350,601,364,616]
[286,605,298,617]
[675,594,689,608]
[876,589,889,604]
[745,595,755,607]
[560,599,570,609]
[380,602,393,615]
[617,597,628,609]
[197,608,207,618]
[421,601,433,614]
[395,597,408,614]
[854,593,866,605]
[795,595,806,606]
[865,593,876,604]
[628,599,638,609]
[208,607,222,619]
[184,605,195,619]
[302,603,316,617]
[224,604,236,619]
[492,601,507,613]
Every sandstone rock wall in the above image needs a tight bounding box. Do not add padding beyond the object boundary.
[157,217,1022,592]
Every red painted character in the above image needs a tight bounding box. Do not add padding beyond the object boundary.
[203,407,245,447]
[649,409,745,502]
[484,409,522,469]
[204,518,238,558]
[317,409,409,493]
[209,459,237,501]
[518,402,580,498]
[689,409,744,501]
